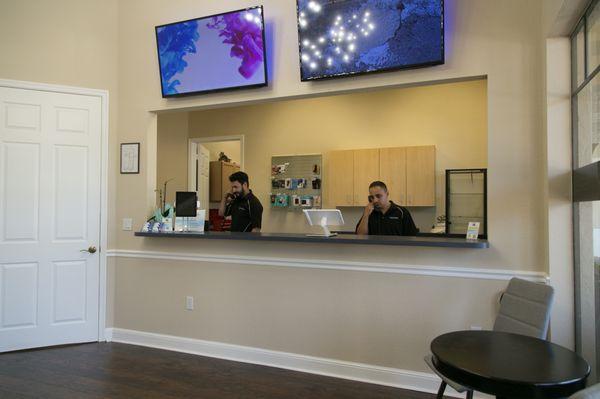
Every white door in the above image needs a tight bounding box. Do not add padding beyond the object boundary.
[198,144,210,209]
[0,86,102,352]
[189,142,210,209]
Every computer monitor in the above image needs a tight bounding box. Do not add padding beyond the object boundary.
[175,191,197,217]
[303,209,345,237]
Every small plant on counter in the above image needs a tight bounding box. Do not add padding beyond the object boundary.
[148,178,175,222]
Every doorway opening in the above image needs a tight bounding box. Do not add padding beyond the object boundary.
[188,136,244,230]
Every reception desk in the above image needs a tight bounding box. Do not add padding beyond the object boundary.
[134,231,489,249]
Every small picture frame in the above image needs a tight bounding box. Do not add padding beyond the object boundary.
[120,143,140,174]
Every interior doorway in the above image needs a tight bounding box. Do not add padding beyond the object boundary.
[188,135,244,213]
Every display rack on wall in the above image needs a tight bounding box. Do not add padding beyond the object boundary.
[271,154,322,211]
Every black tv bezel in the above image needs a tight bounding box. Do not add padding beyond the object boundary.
[295,0,445,82]
[155,5,269,98]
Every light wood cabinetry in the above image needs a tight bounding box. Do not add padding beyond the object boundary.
[406,146,436,206]
[353,149,380,205]
[327,150,355,206]
[379,147,407,205]
[209,161,240,202]
[327,145,435,207]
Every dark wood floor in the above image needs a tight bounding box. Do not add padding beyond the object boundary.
[0,342,441,399]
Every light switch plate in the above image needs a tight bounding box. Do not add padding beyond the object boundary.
[186,296,194,311]
[122,218,133,231]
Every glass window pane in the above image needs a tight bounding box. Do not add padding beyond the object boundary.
[587,0,600,74]
[574,23,586,89]
[595,201,600,378]
[574,200,597,379]
[574,73,600,167]
[595,201,599,260]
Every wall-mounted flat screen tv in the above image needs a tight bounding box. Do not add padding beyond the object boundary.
[296,0,444,81]
[155,6,267,97]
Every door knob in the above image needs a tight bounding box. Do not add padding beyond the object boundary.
[80,246,97,254]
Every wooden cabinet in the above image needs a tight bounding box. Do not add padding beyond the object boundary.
[209,161,240,202]
[327,145,435,207]
[406,146,435,206]
[379,147,407,205]
[327,150,354,206]
[353,149,380,205]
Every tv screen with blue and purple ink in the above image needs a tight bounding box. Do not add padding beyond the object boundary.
[155,6,267,97]
[296,0,444,81]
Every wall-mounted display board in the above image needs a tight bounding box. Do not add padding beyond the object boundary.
[271,154,322,211]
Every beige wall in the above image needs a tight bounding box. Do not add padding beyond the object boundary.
[111,0,558,372]
[157,79,488,233]
[156,113,190,205]
[114,256,504,370]
[116,0,546,269]
[0,0,579,377]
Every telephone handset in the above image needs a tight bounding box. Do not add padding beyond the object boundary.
[224,192,240,210]
[368,194,382,211]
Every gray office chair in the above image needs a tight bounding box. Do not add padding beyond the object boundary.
[424,277,554,399]
[569,383,600,398]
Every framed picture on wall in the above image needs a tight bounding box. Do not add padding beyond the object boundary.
[120,143,140,174]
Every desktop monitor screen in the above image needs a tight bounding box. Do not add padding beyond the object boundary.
[176,192,198,217]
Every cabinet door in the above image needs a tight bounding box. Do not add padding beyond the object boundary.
[209,162,240,202]
[221,163,239,196]
[353,149,380,205]
[406,146,435,206]
[327,150,354,206]
[209,161,222,202]
[379,147,407,206]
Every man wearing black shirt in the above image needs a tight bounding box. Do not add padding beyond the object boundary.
[355,181,418,236]
[218,171,263,232]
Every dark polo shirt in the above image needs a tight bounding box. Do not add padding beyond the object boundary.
[355,202,418,236]
[225,190,263,232]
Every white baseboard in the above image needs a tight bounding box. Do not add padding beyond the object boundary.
[104,327,113,342]
[106,327,492,399]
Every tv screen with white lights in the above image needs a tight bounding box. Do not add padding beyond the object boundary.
[296,0,444,81]
[155,6,267,97]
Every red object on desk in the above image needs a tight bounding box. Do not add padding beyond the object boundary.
[208,209,231,231]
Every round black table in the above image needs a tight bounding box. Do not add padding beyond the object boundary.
[431,331,590,399]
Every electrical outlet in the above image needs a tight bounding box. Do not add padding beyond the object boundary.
[122,218,133,231]
[470,325,482,331]
[186,296,194,311]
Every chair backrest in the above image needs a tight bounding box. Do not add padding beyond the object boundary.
[569,383,600,399]
[493,277,554,339]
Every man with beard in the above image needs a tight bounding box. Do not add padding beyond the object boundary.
[355,181,418,236]
[219,171,263,232]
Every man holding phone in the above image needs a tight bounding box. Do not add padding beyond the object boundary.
[355,181,418,236]
[218,171,263,232]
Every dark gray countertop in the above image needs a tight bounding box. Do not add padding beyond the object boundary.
[134,231,489,249]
